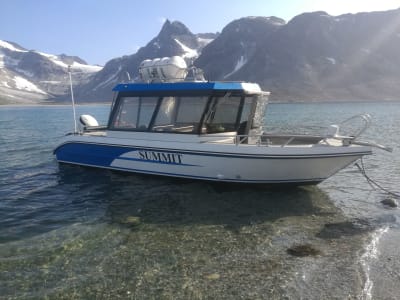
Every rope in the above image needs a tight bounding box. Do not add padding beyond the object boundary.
[355,158,400,198]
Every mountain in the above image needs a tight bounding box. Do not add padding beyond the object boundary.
[0,40,102,104]
[195,17,285,80]
[197,9,400,101]
[73,20,215,102]
[3,8,400,104]
[80,9,400,102]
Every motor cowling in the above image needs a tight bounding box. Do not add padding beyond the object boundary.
[79,114,99,127]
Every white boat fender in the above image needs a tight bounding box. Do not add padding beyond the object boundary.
[79,114,99,127]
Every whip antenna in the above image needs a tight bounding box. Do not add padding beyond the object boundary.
[68,65,77,133]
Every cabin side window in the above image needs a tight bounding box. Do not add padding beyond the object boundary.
[110,96,158,130]
[175,96,208,132]
[139,98,159,129]
[151,96,208,133]
[236,97,256,135]
[204,96,242,133]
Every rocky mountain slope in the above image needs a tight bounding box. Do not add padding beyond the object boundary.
[0,40,101,104]
[196,9,400,101]
[195,17,285,80]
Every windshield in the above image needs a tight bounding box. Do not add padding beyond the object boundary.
[110,96,158,130]
[108,92,266,135]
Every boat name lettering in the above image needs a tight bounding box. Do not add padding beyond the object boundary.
[138,151,183,164]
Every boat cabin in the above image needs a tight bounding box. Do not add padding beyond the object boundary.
[107,81,269,138]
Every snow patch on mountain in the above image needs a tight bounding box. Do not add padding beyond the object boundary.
[0,40,27,52]
[174,39,198,59]
[197,37,214,48]
[325,57,336,65]
[37,52,71,68]
[71,61,103,73]
[224,55,247,78]
[93,65,122,91]
[13,76,46,94]
[36,51,102,72]
[1,80,10,88]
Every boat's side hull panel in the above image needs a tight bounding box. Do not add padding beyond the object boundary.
[54,140,368,184]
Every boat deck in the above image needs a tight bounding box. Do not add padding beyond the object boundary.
[80,127,329,148]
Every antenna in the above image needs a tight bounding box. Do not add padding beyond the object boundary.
[68,65,77,133]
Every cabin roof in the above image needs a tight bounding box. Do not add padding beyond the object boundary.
[112,81,267,95]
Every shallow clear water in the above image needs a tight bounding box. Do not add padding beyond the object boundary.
[1,103,399,299]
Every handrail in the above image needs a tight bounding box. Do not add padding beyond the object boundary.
[201,133,326,147]
[351,140,393,152]
[331,113,371,139]
[207,132,391,152]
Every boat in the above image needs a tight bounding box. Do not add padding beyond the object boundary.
[54,56,391,185]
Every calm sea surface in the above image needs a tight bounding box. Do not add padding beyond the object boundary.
[1,102,399,299]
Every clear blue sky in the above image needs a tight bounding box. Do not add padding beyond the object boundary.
[1,0,399,65]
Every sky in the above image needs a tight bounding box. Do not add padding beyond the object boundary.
[1,0,399,66]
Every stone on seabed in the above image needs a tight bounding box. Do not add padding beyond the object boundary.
[381,198,398,208]
[122,216,141,226]
[287,244,322,257]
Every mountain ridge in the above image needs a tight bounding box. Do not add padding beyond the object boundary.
[0,40,102,104]
[1,8,400,104]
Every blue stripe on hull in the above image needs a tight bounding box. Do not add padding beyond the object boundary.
[55,143,133,167]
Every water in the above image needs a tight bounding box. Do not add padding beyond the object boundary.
[1,103,399,299]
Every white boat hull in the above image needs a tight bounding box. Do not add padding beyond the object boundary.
[54,132,372,184]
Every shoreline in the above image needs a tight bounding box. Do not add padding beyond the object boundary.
[0,102,111,107]
[1,99,400,107]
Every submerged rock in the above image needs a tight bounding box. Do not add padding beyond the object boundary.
[121,216,141,226]
[381,198,398,208]
[287,244,322,257]
[316,219,373,239]
[205,273,221,280]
